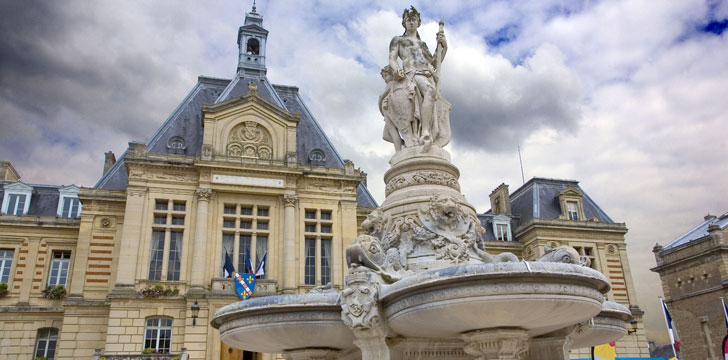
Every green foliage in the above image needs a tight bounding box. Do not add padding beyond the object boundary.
[137,284,179,298]
[35,357,48,360]
[41,285,66,299]
[0,282,8,297]
[142,348,155,354]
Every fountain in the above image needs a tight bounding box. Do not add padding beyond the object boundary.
[211,6,630,359]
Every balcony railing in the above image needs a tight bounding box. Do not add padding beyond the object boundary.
[93,348,188,360]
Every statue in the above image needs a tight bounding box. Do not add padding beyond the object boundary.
[383,6,451,152]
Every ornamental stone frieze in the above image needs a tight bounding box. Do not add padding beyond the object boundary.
[282,194,298,207]
[195,188,214,201]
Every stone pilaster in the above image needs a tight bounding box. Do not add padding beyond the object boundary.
[67,215,94,297]
[113,186,147,293]
[461,329,529,360]
[525,335,571,360]
[282,194,297,293]
[190,188,213,291]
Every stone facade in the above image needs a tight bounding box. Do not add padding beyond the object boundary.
[652,212,728,359]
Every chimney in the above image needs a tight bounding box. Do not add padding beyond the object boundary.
[489,183,511,215]
[103,151,116,175]
[0,161,21,181]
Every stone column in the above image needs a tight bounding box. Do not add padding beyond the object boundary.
[190,188,213,291]
[19,237,41,303]
[525,335,571,360]
[282,194,297,293]
[461,329,529,360]
[342,265,391,360]
[114,187,147,293]
[67,215,94,297]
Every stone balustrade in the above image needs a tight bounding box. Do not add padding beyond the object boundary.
[93,348,188,360]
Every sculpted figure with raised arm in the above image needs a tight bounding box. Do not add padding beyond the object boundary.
[381,6,451,153]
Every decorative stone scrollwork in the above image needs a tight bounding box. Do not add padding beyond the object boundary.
[286,152,298,168]
[201,144,213,160]
[227,121,273,160]
[195,188,213,201]
[606,244,618,255]
[127,188,147,197]
[385,170,460,196]
[537,245,591,267]
[282,194,298,207]
[100,217,112,228]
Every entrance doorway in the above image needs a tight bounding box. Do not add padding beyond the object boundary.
[220,342,259,360]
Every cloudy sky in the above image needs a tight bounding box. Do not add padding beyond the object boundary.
[1,0,727,345]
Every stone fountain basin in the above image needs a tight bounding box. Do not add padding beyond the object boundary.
[570,301,632,349]
[380,261,610,339]
[210,292,355,354]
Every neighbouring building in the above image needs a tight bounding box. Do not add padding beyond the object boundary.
[0,5,650,360]
[480,178,651,358]
[652,211,728,359]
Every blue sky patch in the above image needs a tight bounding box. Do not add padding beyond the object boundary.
[485,23,520,48]
[702,19,728,35]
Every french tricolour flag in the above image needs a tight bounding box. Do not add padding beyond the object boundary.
[661,297,680,358]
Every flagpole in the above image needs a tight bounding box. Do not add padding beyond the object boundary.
[660,296,678,359]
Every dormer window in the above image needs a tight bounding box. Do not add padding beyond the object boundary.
[557,186,585,221]
[167,136,186,155]
[2,182,33,215]
[57,185,81,218]
[491,214,512,241]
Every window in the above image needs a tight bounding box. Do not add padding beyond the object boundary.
[148,199,186,281]
[305,238,316,285]
[144,318,172,353]
[220,203,270,277]
[35,328,58,359]
[0,249,13,283]
[567,201,579,220]
[2,182,33,215]
[321,239,331,285]
[573,246,597,269]
[495,223,510,241]
[60,197,80,218]
[491,215,512,242]
[303,208,334,286]
[48,251,71,287]
[6,194,27,215]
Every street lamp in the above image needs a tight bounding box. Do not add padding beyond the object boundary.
[191,300,201,326]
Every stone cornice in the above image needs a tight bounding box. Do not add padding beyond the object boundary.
[202,91,300,124]
[0,215,81,228]
[651,243,728,273]
[514,218,627,239]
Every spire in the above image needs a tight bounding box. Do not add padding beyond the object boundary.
[237,2,268,75]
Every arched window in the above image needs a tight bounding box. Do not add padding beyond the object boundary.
[167,136,186,155]
[35,328,58,359]
[247,38,260,55]
[144,317,173,353]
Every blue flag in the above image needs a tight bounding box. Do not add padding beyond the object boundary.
[244,248,254,274]
[255,252,267,277]
[223,252,235,278]
[234,272,255,301]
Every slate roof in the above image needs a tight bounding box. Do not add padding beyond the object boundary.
[0,181,69,217]
[94,14,377,207]
[663,212,728,250]
[507,177,614,224]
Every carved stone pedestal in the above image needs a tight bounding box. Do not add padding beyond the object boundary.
[282,349,340,360]
[525,336,571,360]
[461,329,529,360]
[391,338,471,359]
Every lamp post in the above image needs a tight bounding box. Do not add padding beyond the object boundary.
[191,300,201,326]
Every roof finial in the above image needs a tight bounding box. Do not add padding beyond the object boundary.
[252,0,257,13]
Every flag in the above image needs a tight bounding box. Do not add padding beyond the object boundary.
[244,248,254,274]
[592,342,616,360]
[223,252,235,278]
[722,298,728,332]
[233,272,255,301]
[661,297,681,357]
[255,251,267,277]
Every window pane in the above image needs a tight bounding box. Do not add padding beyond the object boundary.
[320,211,331,220]
[240,207,253,215]
[154,216,167,224]
[70,198,80,218]
[62,198,71,217]
[35,328,58,359]
[222,234,234,277]
[240,221,252,229]
[148,231,165,280]
[256,221,268,230]
[321,239,331,285]
[144,318,172,353]
[171,217,184,225]
[238,235,251,272]
[257,207,269,217]
[256,236,268,278]
[155,201,168,211]
[173,202,186,211]
[223,219,236,228]
[1,249,14,283]
[167,232,182,281]
[305,223,316,233]
[305,238,315,285]
[48,251,71,287]
[320,225,332,233]
[224,205,236,214]
[7,194,18,214]
[305,210,316,219]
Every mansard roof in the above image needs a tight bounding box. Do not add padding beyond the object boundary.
[663,212,728,250]
[0,181,74,217]
[94,73,378,208]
